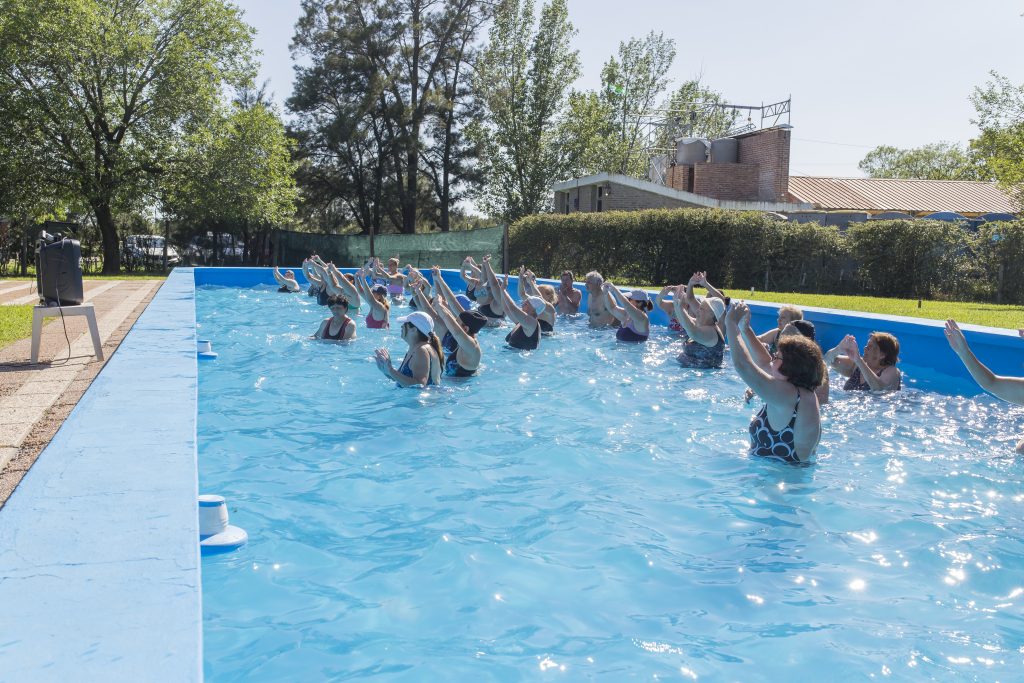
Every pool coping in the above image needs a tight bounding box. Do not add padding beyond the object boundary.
[0,266,1017,680]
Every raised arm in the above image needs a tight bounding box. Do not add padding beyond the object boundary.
[946,320,1024,405]
[328,264,361,308]
[726,303,791,403]
[602,282,626,325]
[480,256,505,315]
[496,275,535,332]
[272,267,289,287]
[460,256,482,285]
[431,266,464,313]
[697,272,727,301]
[310,261,341,297]
[302,260,322,286]
[436,299,480,357]
[412,281,450,338]
[656,286,675,316]
[673,285,718,346]
[742,316,773,368]
[823,341,856,378]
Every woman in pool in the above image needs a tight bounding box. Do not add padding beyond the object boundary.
[518,267,556,333]
[374,311,442,387]
[945,319,1024,452]
[556,270,581,315]
[474,257,506,326]
[353,265,390,329]
[744,318,829,406]
[415,272,486,377]
[302,258,328,304]
[656,284,701,336]
[481,256,542,350]
[757,304,804,355]
[314,295,356,341]
[371,256,406,302]
[673,280,727,369]
[726,301,823,465]
[272,266,301,292]
[825,332,901,392]
[312,261,362,312]
[603,283,653,343]
[459,256,484,301]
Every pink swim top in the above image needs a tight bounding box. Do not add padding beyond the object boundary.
[366,312,389,329]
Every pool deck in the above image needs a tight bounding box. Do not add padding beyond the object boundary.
[0,272,201,681]
[0,279,164,504]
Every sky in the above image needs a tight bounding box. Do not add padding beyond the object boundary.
[236,0,1024,180]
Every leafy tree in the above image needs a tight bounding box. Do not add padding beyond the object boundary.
[656,79,738,143]
[166,102,298,258]
[0,0,256,273]
[970,71,1024,206]
[473,0,580,221]
[290,0,489,235]
[858,142,986,181]
[597,32,676,176]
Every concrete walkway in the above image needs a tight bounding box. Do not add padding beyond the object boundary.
[0,279,163,506]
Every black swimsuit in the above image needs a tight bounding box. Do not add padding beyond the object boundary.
[539,318,554,334]
[844,366,901,391]
[506,323,540,350]
[441,332,477,377]
[749,392,803,465]
[479,303,503,320]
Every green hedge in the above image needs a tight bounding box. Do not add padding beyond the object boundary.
[507,209,1024,303]
[509,209,850,292]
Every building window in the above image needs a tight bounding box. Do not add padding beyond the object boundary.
[598,187,604,198]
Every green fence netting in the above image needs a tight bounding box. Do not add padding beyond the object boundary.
[273,227,505,271]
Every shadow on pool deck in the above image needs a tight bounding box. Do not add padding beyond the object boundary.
[0,279,163,507]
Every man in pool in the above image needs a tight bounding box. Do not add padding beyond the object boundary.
[272,266,301,292]
[585,271,618,328]
[557,270,581,315]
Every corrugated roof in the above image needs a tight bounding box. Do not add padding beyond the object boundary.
[787,176,1018,214]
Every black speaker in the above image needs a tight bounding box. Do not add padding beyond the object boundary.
[36,236,84,306]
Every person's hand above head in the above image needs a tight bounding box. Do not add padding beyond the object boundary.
[944,319,970,356]
[688,272,701,286]
[732,300,751,327]
[696,271,707,286]
[838,334,859,357]
[674,284,686,299]
[724,301,743,327]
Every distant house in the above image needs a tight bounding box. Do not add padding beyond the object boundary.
[552,125,1018,226]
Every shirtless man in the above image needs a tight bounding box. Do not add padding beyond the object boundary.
[585,271,618,327]
[556,270,582,315]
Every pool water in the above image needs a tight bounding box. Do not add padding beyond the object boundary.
[198,285,1024,681]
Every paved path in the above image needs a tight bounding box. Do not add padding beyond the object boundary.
[0,279,163,506]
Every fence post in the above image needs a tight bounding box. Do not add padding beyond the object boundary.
[997,263,1004,304]
[272,229,280,267]
[369,224,375,259]
[501,223,509,274]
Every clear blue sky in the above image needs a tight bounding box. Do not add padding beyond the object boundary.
[236,0,1024,179]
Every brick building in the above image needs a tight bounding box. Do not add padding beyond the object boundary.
[552,125,1018,222]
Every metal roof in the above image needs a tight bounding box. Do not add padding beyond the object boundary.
[787,176,1018,215]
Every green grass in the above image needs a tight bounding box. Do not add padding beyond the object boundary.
[1,272,167,281]
[727,290,1024,330]
[0,304,36,347]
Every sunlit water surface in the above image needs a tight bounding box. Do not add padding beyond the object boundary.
[198,285,1024,681]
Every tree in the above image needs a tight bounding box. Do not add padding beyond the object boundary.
[0,0,256,273]
[858,142,986,181]
[290,0,490,235]
[657,79,738,142]
[597,32,676,176]
[166,102,298,259]
[473,0,580,221]
[970,71,1024,206]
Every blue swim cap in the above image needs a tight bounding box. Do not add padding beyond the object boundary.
[455,294,473,310]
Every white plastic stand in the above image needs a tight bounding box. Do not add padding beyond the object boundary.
[31,303,103,364]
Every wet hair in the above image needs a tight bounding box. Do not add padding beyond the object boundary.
[777,336,825,391]
[538,284,558,305]
[779,305,803,321]
[870,332,899,367]
[326,296,349,310]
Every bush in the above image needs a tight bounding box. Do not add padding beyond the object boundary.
[976,221,1024,304]
[846,220,969,298]
[508,208,850,291]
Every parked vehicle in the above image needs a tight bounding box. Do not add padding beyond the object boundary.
[123,234,179,267]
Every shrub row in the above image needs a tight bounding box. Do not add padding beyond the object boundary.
[507,209,1024,304]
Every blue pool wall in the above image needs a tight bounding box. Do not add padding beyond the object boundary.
[212,266,1020,396]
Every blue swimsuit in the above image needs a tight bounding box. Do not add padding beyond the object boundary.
[397,349,437,386]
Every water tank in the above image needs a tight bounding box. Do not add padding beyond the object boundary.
[675,139,708,165]
[709,138,738,163]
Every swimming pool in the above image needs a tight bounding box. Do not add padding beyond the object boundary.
[198,281,1024,681]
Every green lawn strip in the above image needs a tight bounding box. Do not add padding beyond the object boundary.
[744,291,1024,330]
[0,304,42,347]
[1,273,167,281]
